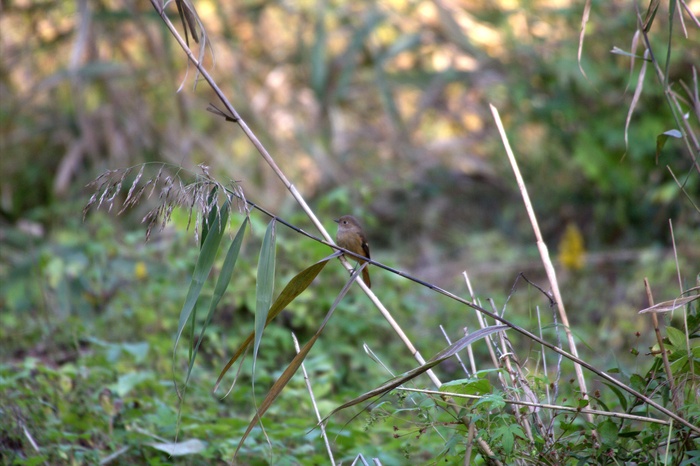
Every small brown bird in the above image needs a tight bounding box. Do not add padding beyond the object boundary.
[334,215,371,288]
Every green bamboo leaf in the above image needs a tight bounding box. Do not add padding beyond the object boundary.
[233,260,358,459]
[642,0,659,32]
[322,325,509,421]
[234,332,321,459]
[252,219,277,375]
[200,187,219,248]
[601,382,627,412]
[175,0,200,46]
[183,217,248,390]
[173,200,229,358]
[213,255,335,393]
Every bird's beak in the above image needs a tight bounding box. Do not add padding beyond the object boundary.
[334,218,340,223]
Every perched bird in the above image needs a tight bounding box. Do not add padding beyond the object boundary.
[334,215,371,288]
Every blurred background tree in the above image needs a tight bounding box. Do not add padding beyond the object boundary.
[3,0,697,244]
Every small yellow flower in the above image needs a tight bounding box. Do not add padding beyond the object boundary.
[559,222,585,270]
[134,261,148,280]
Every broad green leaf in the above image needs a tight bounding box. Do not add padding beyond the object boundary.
[183,217,248,390]
[438,431,463,460]
[213,255,336,392]
[668,352,693,374]
[322,325,508,421]
[666,326,687,351]
[494,425,515,454]
[440,377,492,396]
[473,392,506,410]
[598,419,619,447]
[120,342,149,363]
[603,382,628,412]
[173,201,229,357]
[233,261,359,460]
[629,373,646,392]
[112,371,153,397]
[252,219,277,378]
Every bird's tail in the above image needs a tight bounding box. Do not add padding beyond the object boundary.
[361,266,371,288]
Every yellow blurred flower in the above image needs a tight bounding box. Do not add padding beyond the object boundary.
[559,222,585,270]
[134,261,148,280]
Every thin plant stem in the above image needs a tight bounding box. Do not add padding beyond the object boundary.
[489,103,594,426]
[292,332,335,466]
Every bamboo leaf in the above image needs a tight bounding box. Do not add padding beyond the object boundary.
[642,0,660,32]
[233,261,358,459]
[213,255,335,392]
[639,293,699,314]
[252,219,277,376]
[183,217,248,390]
[173,200,229,358]
[201,187,219,248]
[234,332,321,459]
[175,0,200,46]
